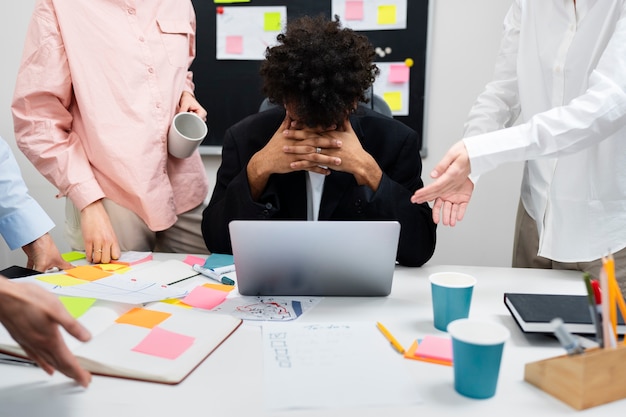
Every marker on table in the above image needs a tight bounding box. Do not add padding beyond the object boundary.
[192,264,235,286]
[376,321,405,354]
[551,317,584,356]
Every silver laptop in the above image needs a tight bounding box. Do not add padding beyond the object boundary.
[229,220,400,296]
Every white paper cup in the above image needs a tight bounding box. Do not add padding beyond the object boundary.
[167,112,208,159]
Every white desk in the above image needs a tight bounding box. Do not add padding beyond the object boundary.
[0,259,621,416]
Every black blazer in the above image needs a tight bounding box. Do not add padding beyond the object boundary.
[202,107,436,266]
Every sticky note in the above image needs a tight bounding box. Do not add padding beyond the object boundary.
[115,307,172,329]
[184,255,206,267]
[62,251,86,262]
[160,298,193,309]
[204,253,234,269]
[226,35,244,54]
[98,263,128,272]
[389,64,410,83]
[59,296,96,318]
[414,335,453,362]
[383,91,402,111]
[377,5,397,25]
[65,265,112,281]
[264,12,282,31]
[214,0,250,3]
[345,1,364,20]
[202,282,236,292]
[132,327,195,360]
[183,285,229,309]
[36,274,86,287]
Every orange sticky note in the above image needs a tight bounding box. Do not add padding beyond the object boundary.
[115,307,172,329]
[65,265,112,281]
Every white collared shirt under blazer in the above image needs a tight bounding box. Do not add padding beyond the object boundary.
[463,0,626,262]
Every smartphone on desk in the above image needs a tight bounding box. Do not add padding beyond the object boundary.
[0,265,40,279]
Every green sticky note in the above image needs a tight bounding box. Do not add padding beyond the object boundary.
[59,296,96,319]
[214,0,250,3]
[62,251,86,262]
[264,12,282,31]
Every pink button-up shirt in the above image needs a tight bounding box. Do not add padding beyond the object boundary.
[12,0,209,232]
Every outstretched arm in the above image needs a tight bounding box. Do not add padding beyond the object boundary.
[410,141,475,226]
[0,278,92,387]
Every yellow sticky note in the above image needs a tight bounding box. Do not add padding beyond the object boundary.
[202,282,236,292]
[160,298,193,309]
[59,296,97,318]
[36,274,86,287]
[214,0,250,3]
[116,307,172,329]
[62,251,86,262]
[98,263,127,272]
[378,5,397,25]
[383,91,402,111]
[264,12,282,31]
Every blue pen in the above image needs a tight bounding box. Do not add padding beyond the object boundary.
[192,264,235,286]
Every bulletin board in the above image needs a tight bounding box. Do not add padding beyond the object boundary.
[191,0,430,151]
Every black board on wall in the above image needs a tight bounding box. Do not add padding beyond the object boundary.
[191,0,429,150]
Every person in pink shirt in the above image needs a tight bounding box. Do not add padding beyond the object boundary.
[12,0,210,264]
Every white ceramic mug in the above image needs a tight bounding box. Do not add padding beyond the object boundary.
[167,112,208,159]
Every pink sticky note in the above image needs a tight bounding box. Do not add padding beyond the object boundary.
[182,285,228,310]
[132,327,195,360]
[345,1,364,20]
[183,255,206,267]
[414,335,453,362]
[388,64,410,83]
[226,35,243,54]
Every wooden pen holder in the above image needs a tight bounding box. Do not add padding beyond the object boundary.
[524,344,626,410]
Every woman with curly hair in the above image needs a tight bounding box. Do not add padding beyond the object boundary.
[202,15,436,267]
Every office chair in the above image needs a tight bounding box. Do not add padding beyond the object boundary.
[258,88,393,118]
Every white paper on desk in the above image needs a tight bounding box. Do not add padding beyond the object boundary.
[211,296,321,321]
[31,274,188,304]
[262,322,421,410]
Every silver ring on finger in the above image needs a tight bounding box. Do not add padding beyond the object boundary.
[316,147,322,154]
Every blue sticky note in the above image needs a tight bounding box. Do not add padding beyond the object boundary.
[203,253,234,269]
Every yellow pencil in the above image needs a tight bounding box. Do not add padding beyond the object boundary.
[376,321,405,354]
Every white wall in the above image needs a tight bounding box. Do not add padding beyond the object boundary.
[0,0,519,268]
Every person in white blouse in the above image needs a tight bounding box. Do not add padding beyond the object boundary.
[411,0,626,288]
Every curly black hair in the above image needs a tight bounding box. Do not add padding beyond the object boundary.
[260,15,379,128]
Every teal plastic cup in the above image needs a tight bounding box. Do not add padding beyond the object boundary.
[429,272,476,331]
[447,319,510,399]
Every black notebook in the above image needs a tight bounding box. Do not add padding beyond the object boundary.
[503,293,626,335]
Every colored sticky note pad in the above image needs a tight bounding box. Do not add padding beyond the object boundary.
[415,335,453,362]
[226,35,244,54]
[132,327,195,360]
[264,12,282,31]
[214,0,250,3]
[36,274,86,287]
[115,307,172,329]
[383,91,402,111]
[184,255,206,267]
[377,5,397,25]
[403,337,453,366]
[203,253,234,269]
[65,265,112,281]
[183,285,229,309]
[345,1,364,20]
[389,64,410,83]
[59,296,97,318]
[62,251,86,262]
